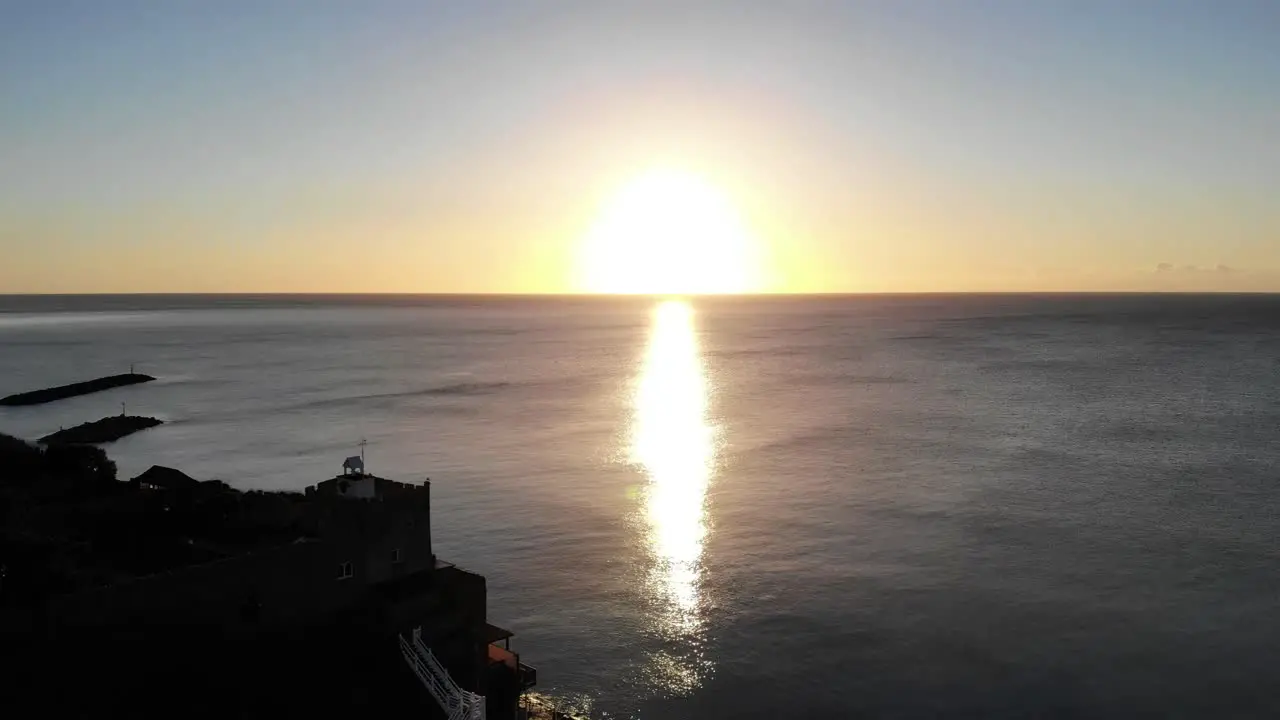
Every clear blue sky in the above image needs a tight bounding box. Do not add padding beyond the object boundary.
[2,1,1277,292]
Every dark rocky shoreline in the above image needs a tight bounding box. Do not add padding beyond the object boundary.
[39,415,163,444]
[1,373,155,406]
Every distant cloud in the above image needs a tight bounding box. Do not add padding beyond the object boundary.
[1139,261,1276,292]
[1153,262,1237,275]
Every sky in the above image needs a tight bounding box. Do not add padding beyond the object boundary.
[1,0,1278,293]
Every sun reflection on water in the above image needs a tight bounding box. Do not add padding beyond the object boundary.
[631,299,715,694]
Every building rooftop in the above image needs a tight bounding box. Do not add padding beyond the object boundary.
[308,473,430,501]
[486,623,515,645]
[132,465,199,490]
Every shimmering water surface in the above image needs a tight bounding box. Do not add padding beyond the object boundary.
[2,294,1278,718]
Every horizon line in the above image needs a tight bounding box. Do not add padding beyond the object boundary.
[2,290,1279,298]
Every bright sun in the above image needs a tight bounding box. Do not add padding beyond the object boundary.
[579,168,763,294]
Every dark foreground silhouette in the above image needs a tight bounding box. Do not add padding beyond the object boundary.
[0,433,535,719]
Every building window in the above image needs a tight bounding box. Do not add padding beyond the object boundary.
[391,548,402,564]
[338,561,353,580]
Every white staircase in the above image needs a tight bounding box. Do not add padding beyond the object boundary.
[399,627,486,720]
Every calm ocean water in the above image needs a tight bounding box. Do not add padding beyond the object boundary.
[2,294,1278,718]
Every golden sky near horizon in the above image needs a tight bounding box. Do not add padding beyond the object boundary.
[2,3,1278,294]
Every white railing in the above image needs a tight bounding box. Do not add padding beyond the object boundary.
[399,627,486,720]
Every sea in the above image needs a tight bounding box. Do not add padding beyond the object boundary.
[1,293,1278,718]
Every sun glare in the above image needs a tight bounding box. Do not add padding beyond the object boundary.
[632,299,714,692]
[579,168,762,294]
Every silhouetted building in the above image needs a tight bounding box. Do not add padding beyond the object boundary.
[132,464,199,491]
[3,458,533,719]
